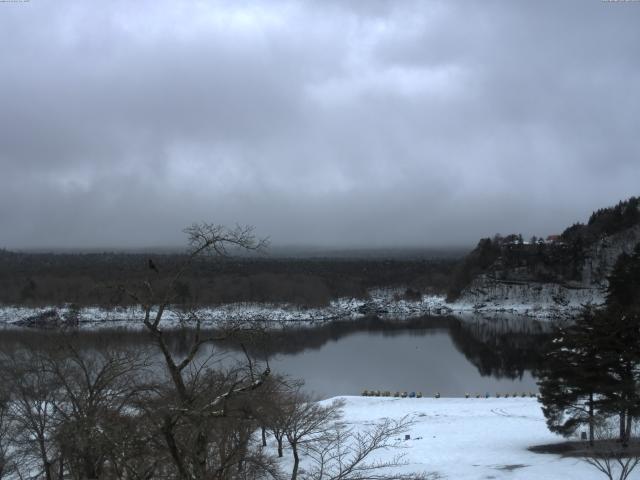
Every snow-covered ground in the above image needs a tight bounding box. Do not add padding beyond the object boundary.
[0,287,585,330]
[286,396,606,480]
[0,289,444,329]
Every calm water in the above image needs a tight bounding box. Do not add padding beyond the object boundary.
[267,330,538,398]
[0,315,550,399]
[209,315,550,398]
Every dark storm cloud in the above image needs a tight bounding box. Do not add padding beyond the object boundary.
[0,0,639,248]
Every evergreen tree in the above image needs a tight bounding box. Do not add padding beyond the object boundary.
[606,244,640,312]
[594,308,640,445]
[538,243,640,446]
[537,307,611,445]
[596,244,640,444]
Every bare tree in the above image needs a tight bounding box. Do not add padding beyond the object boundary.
[0,348,61,480]
[0,396,16,479]
[258,377,304,458]
[120,223,274,480]
[302,416,437,480]
[281,389,343,480]
[44,343,150,480]
[258,381,434,480]
[0,339,154,480]
[582,422,640,480]
[121,223,269,406]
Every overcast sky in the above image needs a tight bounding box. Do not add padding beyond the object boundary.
[1,0,639,249]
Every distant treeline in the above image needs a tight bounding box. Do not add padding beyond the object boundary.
[0,251,460,307]
[561,196,640,244]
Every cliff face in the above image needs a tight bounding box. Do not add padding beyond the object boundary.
[581,224,640,287]
[456,276,604,312]
[454,224,640,313]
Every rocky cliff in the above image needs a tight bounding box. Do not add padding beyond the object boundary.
[581,224,640,287]
[454,223,640,314]
[454,276,604,314]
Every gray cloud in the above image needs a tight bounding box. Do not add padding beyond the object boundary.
[1,0,639,249]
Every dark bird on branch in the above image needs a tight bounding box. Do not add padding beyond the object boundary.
[148,259,159,273]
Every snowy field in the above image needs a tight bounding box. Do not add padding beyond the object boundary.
[290,396,610,480]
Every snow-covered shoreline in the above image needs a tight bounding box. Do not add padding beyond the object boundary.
[0,287,589,330]
[299,396,604,479]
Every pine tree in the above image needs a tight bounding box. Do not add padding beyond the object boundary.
[596,244,640,444]
[537,307,611,445]
[606,244,640,312]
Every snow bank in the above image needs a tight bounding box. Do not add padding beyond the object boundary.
[0,289,449,330]
[0,286,587,330]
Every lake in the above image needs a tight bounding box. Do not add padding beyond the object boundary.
[0,314,551,399]
[212,314,550,398]
[267,329,538,398]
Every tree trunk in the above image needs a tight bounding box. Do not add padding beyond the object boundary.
[620,410,626,443]
[39,437,53,480]
[261,426,267,447]
[194,430,209,480]
[43,460,53,480]
[237,436,248,473]
[588,393,594,447]
[58,455,64,480]
[83,454,98,480]
[277,437,283,458]
[154,331,189,402]
[290,443,299,480]
[162,416,190,480]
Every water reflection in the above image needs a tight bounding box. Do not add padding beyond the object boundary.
[0,314,552,398]
[223,315,551,397]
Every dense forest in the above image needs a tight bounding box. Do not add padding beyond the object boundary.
[0,250,459,308]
